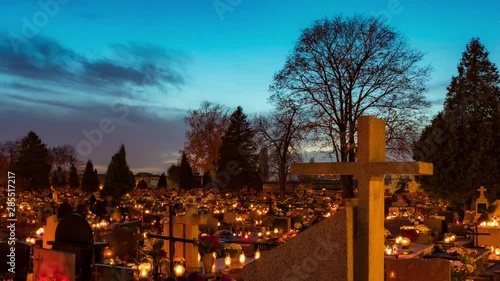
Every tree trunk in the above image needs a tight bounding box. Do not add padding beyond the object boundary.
[279,165,287,196]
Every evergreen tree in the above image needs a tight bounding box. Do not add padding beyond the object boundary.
[179,152,193,189]
[14,131,51,190]
[137,179,148,189]
[414,38,500,211]
[81,160,99,193]
[101,145,136,199]
[51,166,66,188]
[167,164,180,189]
[192,172,202,188]
[158,172,168,189]
[217,106,260,191]
[68,163,79,189]
[202,171,212,188]
[93,169,100,191]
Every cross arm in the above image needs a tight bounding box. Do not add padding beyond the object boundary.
[290,162,433,176]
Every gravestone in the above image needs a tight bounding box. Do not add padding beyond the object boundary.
[273,217,291,233]
[50,213,107,281]
[289,116,433,281]
[199,214,219,234]
[107,227,138,260]
[33,247,76,281]
[0,241,31,281]
[243,208,352,281]
[384,219,412,237]
[164,213,199,268]
[43,214,58,249]
[388,207,400,217]
[476,186,489,214]
[385,258,451,281]
[118,220,142,236]
[424,217,447,234]
[489,200,500,221]
[93,264,136,281]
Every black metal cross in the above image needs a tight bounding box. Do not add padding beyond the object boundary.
[147,203,195,279]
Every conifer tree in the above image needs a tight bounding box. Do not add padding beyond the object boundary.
[217,106,260,191]
[68,163,80,189]
[414,38,500,211]
[81,160,99,193]
[179,152,193,189]
[158,172,168,189]
[14,131,51,190]
[101,145,136,199]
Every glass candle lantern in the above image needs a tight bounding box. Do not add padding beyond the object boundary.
[239,253,246,264]
[254,249,261,260]
[174,264,185,276]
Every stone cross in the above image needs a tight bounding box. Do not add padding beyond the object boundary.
[478,186,487,198]
[291,116,433,281]
[476,186,489,214]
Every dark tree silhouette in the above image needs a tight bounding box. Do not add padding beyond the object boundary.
[101,145,136,199]
[14,131,51,190]
[270,15,431,198]
[68,163,79,189]
[179,152,193,190]
[414,38,500,211]
[157,172,167,189]
[81,160,99,193]
[217,106,260,192]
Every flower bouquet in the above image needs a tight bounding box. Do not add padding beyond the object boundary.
[195,235,222,255]
[194,235,222,274]
[224,243,243,258]
[446,247,488,281]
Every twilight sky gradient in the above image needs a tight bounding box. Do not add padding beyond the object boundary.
[0,0,499,174]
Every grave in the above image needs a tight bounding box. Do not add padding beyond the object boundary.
[491,199,500,218]
[424,217,447,234]
[385,258,451,281]
[33,247,76,281]
[272,217,292,233]
[43,214,58,249]
[93,264,136,281]
[0,241,31,281]
[247,116,433,281]
[384,218,412,237]
[49,213,108,281]
[103,227,139,260]
[243,208,352,281]
[163,206,200,269]
[476,186,489,214]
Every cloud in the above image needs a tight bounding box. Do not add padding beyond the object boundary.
[0,33,187,94]
[0,34,191,172]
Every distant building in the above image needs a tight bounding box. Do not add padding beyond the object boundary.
[96,172,162,189]
[263,179,346,193]
[135,172,160,188]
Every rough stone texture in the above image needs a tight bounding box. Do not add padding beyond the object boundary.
[242,209,348,281]
[290,116,433,281]
[385,258,451,281]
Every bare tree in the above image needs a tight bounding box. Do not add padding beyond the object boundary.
[0,139,22,167]
[50,144,80,171]
[184,101,229,180]
[270,15,431,197]
[254,99,306,194]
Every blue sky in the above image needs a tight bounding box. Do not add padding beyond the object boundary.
[0,0,499,173]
